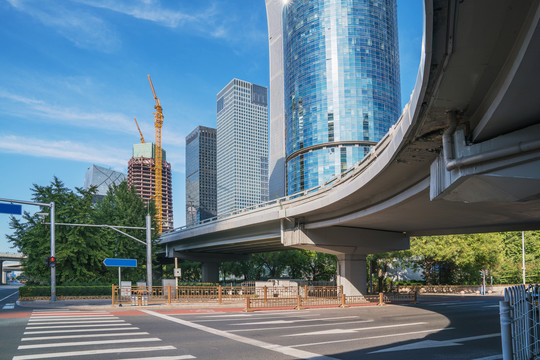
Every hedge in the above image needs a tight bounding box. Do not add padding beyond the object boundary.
[19,286,111,298]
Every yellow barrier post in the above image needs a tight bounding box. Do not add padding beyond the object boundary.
[295,295,303,310]
[264,286,267,305]
[340,292,348,308]
[304,285,308,299]
[167,285,172,305]
[218,285,222,305]
[138,289,142,306]
[413,291,417,304]
[111,284,116,306]
[245,296,253,312]
[378,292,384,306]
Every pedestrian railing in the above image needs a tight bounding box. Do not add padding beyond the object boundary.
[112,285,417,311]
[500,284,540,360]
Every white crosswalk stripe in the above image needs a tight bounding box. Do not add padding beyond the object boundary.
[12,309,196,360]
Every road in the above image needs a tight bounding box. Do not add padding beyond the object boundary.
[0,294,503,359]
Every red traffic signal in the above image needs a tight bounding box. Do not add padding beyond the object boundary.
[49,256,56,267]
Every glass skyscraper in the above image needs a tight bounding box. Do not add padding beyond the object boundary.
[216,79,269,215]
[185,126,217,226]
[266,0,401,195]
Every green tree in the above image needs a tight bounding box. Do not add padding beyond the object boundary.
[7,178,157,285]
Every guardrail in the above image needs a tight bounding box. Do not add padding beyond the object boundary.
[112,285,417,310]
[500,284,540,360]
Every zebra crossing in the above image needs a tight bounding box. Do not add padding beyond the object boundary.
[13,309,195,360]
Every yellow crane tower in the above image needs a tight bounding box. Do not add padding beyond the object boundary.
[133,117,145,143]
[148,75,164,233]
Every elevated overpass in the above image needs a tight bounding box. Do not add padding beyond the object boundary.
[0,253,24,284]
[161,0,540,295]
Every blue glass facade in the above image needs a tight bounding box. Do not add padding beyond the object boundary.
[283,0,400,194]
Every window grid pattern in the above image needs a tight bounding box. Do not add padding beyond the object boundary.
[283,0,401,194]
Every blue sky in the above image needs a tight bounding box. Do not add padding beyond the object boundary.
[0,0,423,253]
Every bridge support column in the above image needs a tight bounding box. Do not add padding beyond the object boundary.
[201,261,219,283]
[0,260,3,285]
[337,254,367,296]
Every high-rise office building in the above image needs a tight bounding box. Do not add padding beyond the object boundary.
[127,143,173,231]
[185,126,217,226]
[266,0,401,195]
[216,79,269,215]
[83,164,126,201]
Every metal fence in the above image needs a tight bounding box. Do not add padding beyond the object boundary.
[112,285,417,311]
[500,284,540,360]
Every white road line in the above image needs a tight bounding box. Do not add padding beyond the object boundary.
[120,356,195,360]
[196,312,306,319]
[25,322,129,330]
[2,303,15,310]
[24,326,139,335]
[12,345,177,360]
[0,291,18,302]
[28,319,124,325]
[472,355,502,360]
[29,315,115,321]
[370,333,501,353]
[287,321,428,336]
[30,313,112,317]
[18,337,162,350]
[427,301,488,306]
[229,319,374,333]
[291,327,454,348]
[232,316,358,326]
[22,332,150,341]
[143,309,340,360]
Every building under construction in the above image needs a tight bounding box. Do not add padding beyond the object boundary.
[128,142,173,231]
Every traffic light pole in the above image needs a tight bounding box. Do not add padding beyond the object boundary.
[50,202,56,301]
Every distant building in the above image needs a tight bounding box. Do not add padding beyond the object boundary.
[216,79,269,215]
[84,164,126,201]
[127,143,173,231]
[185,126,217,226]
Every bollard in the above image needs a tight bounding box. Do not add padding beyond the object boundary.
[295,295,303,310]
[379,292,384,306]
[111,285,116,306]
[167,285,172,305]
[138,291,142,306]
[499,300,513,360]
[340,293,348,308]
[244,296,253,312]
[264,286,268,305]
[413,291,417,304]
[218,285,222,305]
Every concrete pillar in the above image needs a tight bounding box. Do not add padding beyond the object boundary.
[201,261,219,283]
[0,260,3,285]
[336,254,367,296]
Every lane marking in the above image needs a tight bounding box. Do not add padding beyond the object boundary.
[24,326,139,335]
[232,316,358,326]
[18,337,162,350]
[25,322,130,330]
[120,357,195,360]
[12,346,177,360]
[29,315,115,320]
[0,291,18,302]
[22,332,150,341]
[143,309,340,360]
[370,333,501,353]
[472,355,502,360]
[292,327,454,348]
[287,321,428,336]
[229,319,374,333]
[2,303,15,310]
[28,320,124,325]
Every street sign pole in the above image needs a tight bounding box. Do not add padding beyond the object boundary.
[146,214,152,289]
[50,202,56,302]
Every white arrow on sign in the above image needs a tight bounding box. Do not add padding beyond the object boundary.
[369,333,501,353]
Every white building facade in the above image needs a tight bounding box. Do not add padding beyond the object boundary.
[216,79,269,215]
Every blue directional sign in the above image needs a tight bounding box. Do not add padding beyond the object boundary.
[103,258,137,267]
[0,203,22,215]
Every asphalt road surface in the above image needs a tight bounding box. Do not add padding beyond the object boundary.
[1,294,503,359]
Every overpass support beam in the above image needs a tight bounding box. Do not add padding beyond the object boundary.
[282,224,409,296]
[201,261,219,283]
[0,260,3,285]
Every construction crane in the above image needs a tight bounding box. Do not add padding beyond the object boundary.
[148,74,164,233]
[133,117,145,143]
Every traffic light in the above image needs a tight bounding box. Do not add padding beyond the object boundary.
[49,256,56,268]
[43,256,50,267]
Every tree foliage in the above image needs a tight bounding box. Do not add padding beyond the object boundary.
[7,178,157,285]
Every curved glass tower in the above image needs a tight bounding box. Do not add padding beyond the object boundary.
[280,0,401,194]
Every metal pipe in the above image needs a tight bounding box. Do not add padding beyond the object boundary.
[442,111,458,166]
[446,138,540,171]
[499,300,513,360]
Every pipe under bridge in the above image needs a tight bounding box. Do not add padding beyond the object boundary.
[161,0,540,296]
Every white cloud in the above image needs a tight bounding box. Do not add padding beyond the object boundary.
[0,135,129,171]
[6,0,120,52]
[0,91,187,147]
